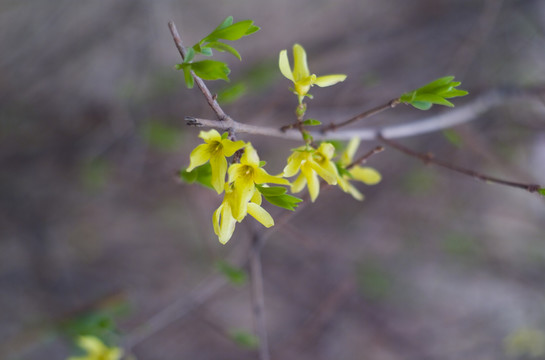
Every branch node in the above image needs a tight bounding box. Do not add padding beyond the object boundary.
[185,116,203,126]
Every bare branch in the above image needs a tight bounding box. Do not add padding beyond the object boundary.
[321,98,401,132]
[186,89,535,141]
[378,135,542,194]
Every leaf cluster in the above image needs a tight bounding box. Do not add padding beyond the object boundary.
[176,16,260,88]
[400,76,468,110]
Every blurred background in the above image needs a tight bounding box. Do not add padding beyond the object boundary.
[1,0,545,359]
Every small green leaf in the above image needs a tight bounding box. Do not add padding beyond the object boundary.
[216,260,247,285]
[184,47,195,63]
[539,188,545,197]
[263,193,303,211]
[190,60,230,82]
[180,164,213,189]
[221,132,229,140]
[303,118,321,126]
[259,160,267,167]
[176,63,194,89]
[205,20,259,42]
[410,101,432,110]
[256,185,287,197]
[229,330,259,349]
[207,41,242,60]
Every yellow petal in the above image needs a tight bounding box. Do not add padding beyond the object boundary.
[346,182,364,201]
[251,189,263,205]
[231,179,255,221]
[214,203,237,244]
[187,143,211,172]
[283,150,307,177]
[291,172,307,193]
[247,202,274,228]
[317,142,335,160]
[310,160,338,185]
[293,44,310,80]
[222,139,246,157]
[342,138,360,165]
[199,129,221,142]
[314,74,347,87]
[303,165,320,202]
[278,49,294,81]
[209,153,227,194]
[241,143,260,166]
[350,167,381,185]
[254,168,290,185]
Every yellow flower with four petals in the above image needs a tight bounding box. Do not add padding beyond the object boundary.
[187,129,246,194]
[279,43,347,104]
[283,143,339,202]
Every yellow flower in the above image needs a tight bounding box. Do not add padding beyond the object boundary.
[337,138,381,200]
[283,143,338,202]
[187,129,246,194]
[228,144,289,221]
[279,43,347,103]
[67,336,122,360]
[213,184,274,244]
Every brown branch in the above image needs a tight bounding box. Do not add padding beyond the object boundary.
[168,21,229,121]
[378,135,542,194]
[347,146,385,170]
[321,98,401,133]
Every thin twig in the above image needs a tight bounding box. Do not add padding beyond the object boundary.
[186,89,542,141]
[321,98,401,132]
[250,231,270,360]
[378,135,542,194]
[168,21,229,121]
[347,146,385,170]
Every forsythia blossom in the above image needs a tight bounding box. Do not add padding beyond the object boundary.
[213,185,274,244]
[279,43,347,103]
[67,336,122,360]
[283,143,339,202]
[187,129,246,194]
[228,144,289,220]
[336,138,381,200]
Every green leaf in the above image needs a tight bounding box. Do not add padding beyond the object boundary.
[259,160,267,167]
[190,60,230,81]
[539,189,545,197]
[229,330,259,349]
[216,260,247,285]
[221,131,229,140]
[180,163,213,189]
[184,47,195,63]
[176,63,194,89]
[400,76,468,110]
[207,41,242,60]
[303,118,321,126]
[256,185,302,211]
[256,185,287,197]
[264,193,303,211]
[204,20,260,42]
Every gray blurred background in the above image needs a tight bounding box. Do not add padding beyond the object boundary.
[1,0,545,359]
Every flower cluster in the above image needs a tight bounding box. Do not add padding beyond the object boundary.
[188,130,288,244]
